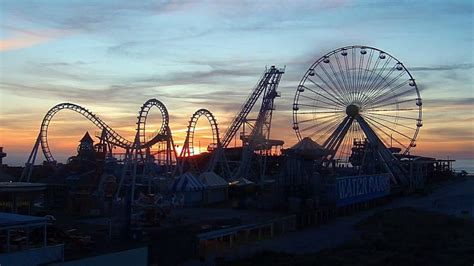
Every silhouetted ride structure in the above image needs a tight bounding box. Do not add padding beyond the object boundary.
[292,46,423,187]
[18,46,450,221]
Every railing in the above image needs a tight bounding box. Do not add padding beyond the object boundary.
[0,244,64,265]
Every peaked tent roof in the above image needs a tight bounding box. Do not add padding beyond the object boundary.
[80,131,94,143]
[199,171,228,188]
[288,137,328,159]
[230,177,255,186]
[171,172,207,192]
[290,137,323,150]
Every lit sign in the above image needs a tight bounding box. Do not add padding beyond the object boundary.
[335,175,390,206]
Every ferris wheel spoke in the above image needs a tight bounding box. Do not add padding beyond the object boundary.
[370,81,412,106]
[367,80,409,105]
[339,126,354,158]
[314,118,345,143]
[366,59,394,99]
[312,72,346,103]
[365,111,419,121]
[319,64,348,103]
[343,53,353,93]
[369,98,418,110]
[300,85,346,108]
[363,115,414,142]
[366,73,407,105]
[354,49,367,102]
[360,56,381,96]
[360,49,374,90]
[334,54,351,97]
[357,50,375,103]
[364,58,393,97]
[356,49,366,98]
[298,93,334,107]
[297,110,345,115]
[297,113,344,124]
[364,113,416,131]
[298,115,346,133]
[328,60,349,101]
[306,78,346,106]
[364,118,407,149]
[353,121,364,141]
[370,88,415,107]
[312,115,345,136]
[369,63,398,98]
[300,123,320,133]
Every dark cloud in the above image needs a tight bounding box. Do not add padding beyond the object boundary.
[410,63,474,72]
[425,97,474,106]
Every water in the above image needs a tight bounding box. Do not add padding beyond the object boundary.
[452,159,474,174]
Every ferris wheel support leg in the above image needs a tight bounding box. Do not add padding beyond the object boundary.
[356,116,406,185]
[327,118,353,163]
[322,116,352,165]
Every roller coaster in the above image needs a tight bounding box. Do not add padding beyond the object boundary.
[20,66,286,184]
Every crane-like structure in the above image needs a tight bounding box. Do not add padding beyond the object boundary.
[208,66,285,180]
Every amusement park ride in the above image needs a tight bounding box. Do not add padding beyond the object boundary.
[292,46,423,187]
[20,45,425,202]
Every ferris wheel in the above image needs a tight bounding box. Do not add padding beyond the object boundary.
[292,46,423,163]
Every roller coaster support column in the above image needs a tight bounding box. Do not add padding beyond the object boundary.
[20,134,41,182]
[114,133,140,202]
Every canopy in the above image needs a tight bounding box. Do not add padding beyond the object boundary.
[171,172,207,192]
[229,177,255,187]
[290,137,323,150]
[0,212,48,228]
[199,172,228,188]
[287,137,328,159]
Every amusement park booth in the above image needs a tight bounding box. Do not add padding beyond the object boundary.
[171,172,206,206]
[0,182,46,214]
[199,172,228,204]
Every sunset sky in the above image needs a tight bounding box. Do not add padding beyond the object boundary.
[0,0,473,166]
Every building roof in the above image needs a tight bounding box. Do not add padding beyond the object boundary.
[229,177,255,186]
[287,137,328,159]
[80,131,94,143]
[290,137,324,150]
[0,212,48,228]
[199,171,228,188]
[171,172,207,192]
[0,182,47,192]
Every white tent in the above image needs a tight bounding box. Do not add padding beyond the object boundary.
[288,137,328,159]
[171,172,206,206]
[199,172,228,204]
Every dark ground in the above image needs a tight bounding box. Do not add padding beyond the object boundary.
[221,207,474,266]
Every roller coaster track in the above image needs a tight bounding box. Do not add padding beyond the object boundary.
[180,108,220,157]
[177,108,220,174]
[39,99,171,163]
[220,67,280,148]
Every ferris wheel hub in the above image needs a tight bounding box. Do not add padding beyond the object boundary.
[346,104,360,118]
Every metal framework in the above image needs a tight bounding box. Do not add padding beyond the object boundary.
[292,46,422,185]
[177,108,220,174]
[220,66,283,148]
[235,67,284,179]
[180,108,220,157]
[20,98,177,181]
[207,66,285,177]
